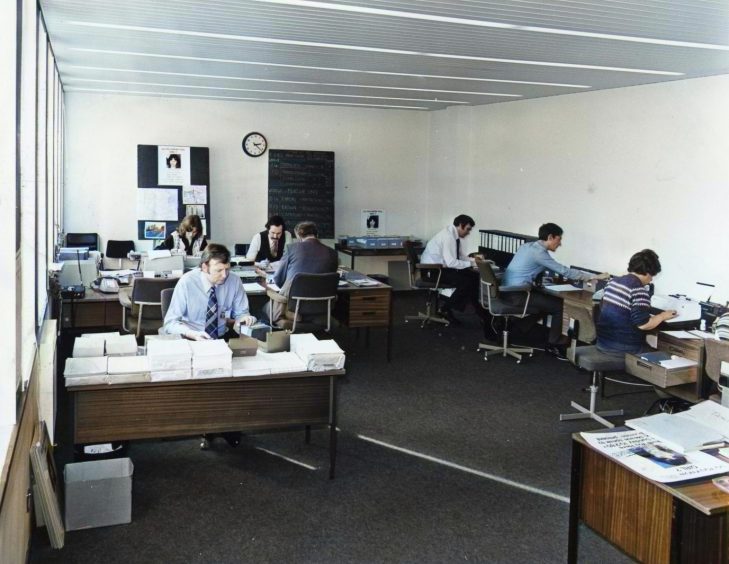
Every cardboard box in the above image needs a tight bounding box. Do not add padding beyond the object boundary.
[64,458,133,531]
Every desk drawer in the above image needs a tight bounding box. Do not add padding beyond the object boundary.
[335,290,390,327]
[625,354,697,388]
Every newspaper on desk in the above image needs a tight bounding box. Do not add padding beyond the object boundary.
[581,429,729,483]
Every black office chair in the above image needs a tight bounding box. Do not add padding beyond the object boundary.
[476,259,538,363]
[268,272,339,333]
[105,240,135,269]
[66,232,99,251]
[120,278,179,339]
[234,243,250,256]
[160,288,175,322]
[403,240,453,327]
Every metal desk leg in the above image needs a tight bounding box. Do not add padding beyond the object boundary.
[351,254,355,270]
[329,376,338,480]
[568,440,583,564]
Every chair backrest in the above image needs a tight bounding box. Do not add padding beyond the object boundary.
[132,277,179,305]
[106,240,135,259]
[704,338,729,386]
[476,259,500,302]
[234,243,250,256]
[403,241,420,287]
[66,232,99,251]
[287,272,339,317]
[160,288,175,319]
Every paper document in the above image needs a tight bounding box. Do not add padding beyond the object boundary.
[545,284,582,292]
[689,330,719,340]
[626,412,724,453]
[581,429,729,483]
[350,278,379,287]
[660,330,699,339]
[243,283,265,293]
[651,294,702,323]
[338,280,350,287]
[137,188,179,220]
[679,401,729,439]
[658,356,698,369]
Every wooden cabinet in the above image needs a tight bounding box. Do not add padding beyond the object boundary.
[335,288,391,328]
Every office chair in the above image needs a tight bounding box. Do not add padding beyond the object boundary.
[66,232,100,251]
[476,259,538,363]
[234,243,250,256]
[160,288,175,322]
[105,240,135,269]
[704,338,729,403]
[120,278,179,339]
[267,272,339,332]
[403,240,453,327]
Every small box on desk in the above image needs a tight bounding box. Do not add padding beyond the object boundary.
[229,336,258,357]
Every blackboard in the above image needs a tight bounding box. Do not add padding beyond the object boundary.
[136,145,211,240]
[268,150,335,238]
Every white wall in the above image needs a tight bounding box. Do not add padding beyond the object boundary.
[428,75,729,302]
[66,75,729,300]
[64,94,430,263]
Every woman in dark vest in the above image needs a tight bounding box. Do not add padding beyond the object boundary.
[156,214,208,256]
[245,215,292,264]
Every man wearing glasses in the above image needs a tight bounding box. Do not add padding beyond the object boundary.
[420,214,482,323]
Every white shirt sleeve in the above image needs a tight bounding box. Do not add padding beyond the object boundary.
[246,232,262,260]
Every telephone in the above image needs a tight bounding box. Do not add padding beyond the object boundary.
[95,277,120,294]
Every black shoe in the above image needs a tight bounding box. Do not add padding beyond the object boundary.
[546,344,568,361]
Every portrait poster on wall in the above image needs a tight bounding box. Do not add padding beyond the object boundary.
[158,146,191,186]
[362,209,385,235]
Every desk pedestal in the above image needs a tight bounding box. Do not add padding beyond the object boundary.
[570,437,729,563]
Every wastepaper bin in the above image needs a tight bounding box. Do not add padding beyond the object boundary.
[64,458,133,530]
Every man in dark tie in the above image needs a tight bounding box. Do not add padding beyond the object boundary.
[420,214,483,322]
[163,243,256,340]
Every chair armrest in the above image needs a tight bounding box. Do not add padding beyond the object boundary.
[266,288,287,303]
[118,287,133,308]
[416,263,443,270]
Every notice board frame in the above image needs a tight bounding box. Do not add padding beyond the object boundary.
[136,145,211,240]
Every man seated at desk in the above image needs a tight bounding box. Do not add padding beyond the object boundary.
[264,221,339,326]
[420,214,483,323]
[502,222,608,358]
[163,243,256,340]
[596,249,676,355]
[246,215,292,266]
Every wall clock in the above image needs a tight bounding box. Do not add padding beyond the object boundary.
[242,132,268,157]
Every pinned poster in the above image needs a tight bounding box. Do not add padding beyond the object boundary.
[182,185,207,204]
[362,209,385,235]
[158,146,191,186]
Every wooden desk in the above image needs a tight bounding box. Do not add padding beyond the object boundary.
[335,244,416,270]
[541,287,597,343]
[68,370,344,479]
[569,433,729,563]
[59,288,123,330]
[241,274,394,361]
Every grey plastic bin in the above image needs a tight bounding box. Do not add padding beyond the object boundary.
[64,458,133,531]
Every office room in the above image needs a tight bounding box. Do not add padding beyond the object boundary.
[2,1,729,563]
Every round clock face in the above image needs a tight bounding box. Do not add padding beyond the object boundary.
[242,132,267,157]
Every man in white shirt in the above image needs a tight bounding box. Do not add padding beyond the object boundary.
[163,243,256,340]
[420,214,482,321]
[245,215,292,265]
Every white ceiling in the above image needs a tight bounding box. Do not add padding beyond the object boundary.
[41,0,729,111]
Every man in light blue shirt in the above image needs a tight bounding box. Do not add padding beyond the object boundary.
[163,243,256,340]
[502,223,607,356]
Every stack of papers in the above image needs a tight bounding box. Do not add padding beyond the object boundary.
[190,340,232,378]
[626,411,725,453]
[105,334,138,356]
[349,278,379,287]
[147,339,192,381]
[64,357,108,387]
[143,333,181,352]
[107,356,150,384]
[73,337,104,358]
[231,351,306,377]
[290,333,345,371]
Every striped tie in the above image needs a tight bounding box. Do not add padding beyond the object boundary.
[205,287,218,339]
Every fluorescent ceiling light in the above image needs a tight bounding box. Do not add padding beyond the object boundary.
[63,87,430,110]
[255,0,729,51]
[71,48,591,89]
[69,78,470,104]
[66,65,522,97]
[66,21,684,76]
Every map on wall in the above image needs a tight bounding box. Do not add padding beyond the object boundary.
[136,188,179,220]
